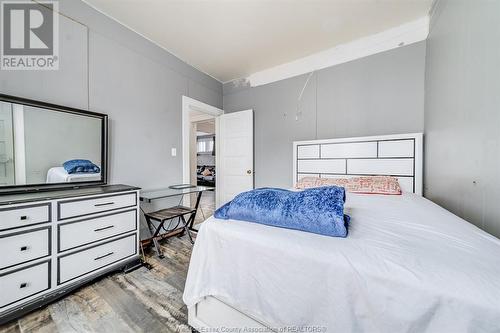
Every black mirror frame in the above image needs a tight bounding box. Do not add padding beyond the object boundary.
[0,93,108,194]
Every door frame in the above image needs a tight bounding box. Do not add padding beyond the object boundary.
[0,102,15,185]
[181,96,223,190]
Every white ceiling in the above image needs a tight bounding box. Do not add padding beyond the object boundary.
[196,120,215,135]
[83,0,432,83]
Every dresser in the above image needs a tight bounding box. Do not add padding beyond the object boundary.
[0,184,140,324]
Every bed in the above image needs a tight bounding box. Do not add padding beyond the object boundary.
[46,166,101,183]
[183,133,500,332]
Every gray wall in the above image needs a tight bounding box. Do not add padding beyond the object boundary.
[0,0,222,190]
[224,42,426,188]
[0,0,222,237]
[424,0,500,237]
[24,106,101,184]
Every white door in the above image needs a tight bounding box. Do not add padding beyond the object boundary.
[216,110,254,208]
[0,102,15,186]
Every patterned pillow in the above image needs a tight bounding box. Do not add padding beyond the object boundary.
[295,176,327,189]
[296,176,402,195]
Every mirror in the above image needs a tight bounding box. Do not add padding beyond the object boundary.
[0,95,107,191]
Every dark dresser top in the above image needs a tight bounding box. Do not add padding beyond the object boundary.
[0,184,140,206]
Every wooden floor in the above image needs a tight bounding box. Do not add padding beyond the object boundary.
[0,192,215,333]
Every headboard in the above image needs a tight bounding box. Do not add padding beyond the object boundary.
[293,133,423,195]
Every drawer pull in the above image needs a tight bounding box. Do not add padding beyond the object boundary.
[20,216,28,220]
[20,246,29,251]
[94,252,114,261]
[20,282,28,289]
[94,225,115,232]
[94,202,114,207]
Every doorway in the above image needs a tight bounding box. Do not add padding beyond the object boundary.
[182,96,254,223]
[195,120,216,188]
[182,96,223,224]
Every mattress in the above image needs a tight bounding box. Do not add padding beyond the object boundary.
[46,166,101,183]
[183,192,500,332]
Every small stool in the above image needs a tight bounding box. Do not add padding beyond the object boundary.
[144,205,196,258]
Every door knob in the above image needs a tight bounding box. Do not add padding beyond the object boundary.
[246,170,252,175]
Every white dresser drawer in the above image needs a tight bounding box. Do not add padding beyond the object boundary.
[0,261,50,308]
[0,204,50,232]
[0,228,51,270]
[58,234,137,284]
[58,209,137,252]
[58,192,137,220]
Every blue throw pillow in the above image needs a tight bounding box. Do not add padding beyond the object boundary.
[63,159,101,174]
[214,187,349,237]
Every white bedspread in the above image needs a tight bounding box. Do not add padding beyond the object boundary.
[183,193,500,332]
[46,167,101,183]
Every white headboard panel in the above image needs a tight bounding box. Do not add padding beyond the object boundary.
[293,133,423,195]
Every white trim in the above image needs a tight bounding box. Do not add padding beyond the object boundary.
[232,16,429,87]
[182,96,223,195]
[293,133,423,195]
[12,104,26,185]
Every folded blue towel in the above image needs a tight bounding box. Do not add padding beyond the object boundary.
[215,186,349,237]
[63,159,101,174]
